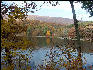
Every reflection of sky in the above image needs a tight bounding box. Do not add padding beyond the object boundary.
[22,47,93,70]
[2,1,93,21]
[18,46,93,67]
[83,53,93,66]
[1,42,93,70]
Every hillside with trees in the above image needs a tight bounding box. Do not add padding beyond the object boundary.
[1,1,93,70]
[15,18,93,42]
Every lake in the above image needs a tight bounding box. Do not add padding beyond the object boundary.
[1,37,93,70]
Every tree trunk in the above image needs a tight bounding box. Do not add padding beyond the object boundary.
[70,1,80,41]
[70,2,83,69]
[77,46,83,69]
[5,47,12,64]
[1,14,3,20]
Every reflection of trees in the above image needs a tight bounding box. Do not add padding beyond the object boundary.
[2,35,92,70]
[46,38,51,45]
[1,37,32,70]
[38,40,86,70]
[28,37,52,48]
[77,46,83,69]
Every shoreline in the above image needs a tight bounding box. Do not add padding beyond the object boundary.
[16,35,92,42]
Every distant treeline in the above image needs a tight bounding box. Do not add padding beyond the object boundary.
[16,19,93,41]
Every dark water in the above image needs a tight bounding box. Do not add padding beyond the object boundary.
[1,37,93,70]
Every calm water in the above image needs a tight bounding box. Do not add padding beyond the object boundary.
[1,37,93,70]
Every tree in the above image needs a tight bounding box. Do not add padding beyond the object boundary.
[69,1,80,41]
[1,2,32,70]
[79,1,93,17]
[2,1,92,40]
[46,1,93,41]
[70,1,93,41]
[1,1,92,69]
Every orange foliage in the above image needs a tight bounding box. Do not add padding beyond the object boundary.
[68,27,76,38]
[46,30,51,37]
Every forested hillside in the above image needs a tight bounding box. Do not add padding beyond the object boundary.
[16,18,93,41]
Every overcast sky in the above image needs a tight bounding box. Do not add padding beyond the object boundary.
[2,1,93,21]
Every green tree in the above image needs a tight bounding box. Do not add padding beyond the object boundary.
[27,25,31,36]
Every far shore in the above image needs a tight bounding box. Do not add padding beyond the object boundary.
[16,34,92,42]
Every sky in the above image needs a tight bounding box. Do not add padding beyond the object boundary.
[2,1,93,21]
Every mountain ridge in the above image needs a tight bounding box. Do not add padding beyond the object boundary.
[3,14,83,25]
[27,15,74,25]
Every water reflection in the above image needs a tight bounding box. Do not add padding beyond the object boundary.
[46,38,51,45]
[1,37,93,70]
